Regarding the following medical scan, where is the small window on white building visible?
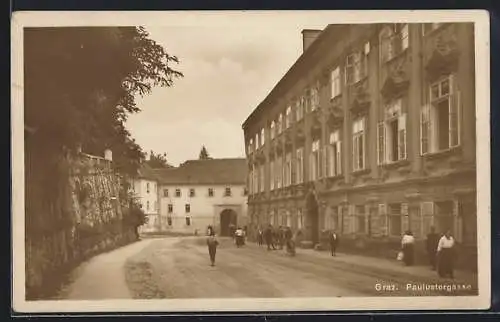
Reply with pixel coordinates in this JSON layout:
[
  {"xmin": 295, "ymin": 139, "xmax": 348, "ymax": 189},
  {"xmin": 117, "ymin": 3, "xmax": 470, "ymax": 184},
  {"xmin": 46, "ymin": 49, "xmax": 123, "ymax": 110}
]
[
  {"xmin": 163, "ymin": 189, "xmax": 169, "ymax": 197},
  {"xmin": 147, "ymin": 182, "xmax": 150, "ymax": 194},
  {"xmin": 167, "ymin": 216, "xmax": 172, "ymax": 226},
  {"xmin": 224, "ymin": 187, "xmax": 232, "ymax": 197},
  {"xmin": 208, "ymin": 188, "xmax": 214, "ymax": 197},
  {"xmin": 175, "ymin": 188, "xmax": 181, "ymax": 197},
  {"xmin": 168, "ymin": 204, "xmax": 173, "ymax": 213},
  {"xmin": 185, "ymin": 204, "xmax": 191, "ymax": 213},
  {"xmin": 420, "ymin": 75, "xmax": 460, "ymax": 155},
  {"xmin": 189, "ymin": 188, "xmax": 195, "ymax": 197},
  {"xmin": 352, "ymin": 117, "xmax": 366, "ymax": 172},
  {"xmin": 330, "ymin": 67, "xmax": 341, "ymax": 99},
  {"xmin": 185, "ymin": 216, "xmax": 191, "ymax": 226},
  {"xmin": 377, "ymin": 98, "xmax": 407, "ymax": 164}
]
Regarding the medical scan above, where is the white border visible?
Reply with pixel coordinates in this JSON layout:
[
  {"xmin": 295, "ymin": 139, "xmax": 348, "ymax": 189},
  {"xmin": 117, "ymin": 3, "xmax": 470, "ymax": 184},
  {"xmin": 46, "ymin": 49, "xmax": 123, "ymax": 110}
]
[{"xmin": 11, "ymin": 10, "xmax": 491, "ymax": 313}]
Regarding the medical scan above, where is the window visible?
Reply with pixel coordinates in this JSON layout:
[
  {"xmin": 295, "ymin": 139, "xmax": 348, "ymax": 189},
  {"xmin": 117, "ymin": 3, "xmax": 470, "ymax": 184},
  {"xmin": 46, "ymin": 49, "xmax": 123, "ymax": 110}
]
[
  {"xmin": 175, "ymin": 188, "xmax": 181, "ymax": 197},
  {"xmin": 327, "ymin": 130, "xmax": 342, "ymax": 177},
  {"xmin": 356, "ymin": 205, "xmax": 366, "ymax": 234},
  {"xmin": 261, "ymin": 128, "xmax": 265, "ymax": 146},
  {"xmin": 420, "ymin": 75, "xmax": 460, "ymax": 155},
  {"xmin": 208, "ymin": 188, "xmax": 214, "ymax": 197},
  {"xmin": 310, "ymin": 83, "xmax": 320, "ymax": 111},
  {"xmin": 297, "ymin": 209, "xmax": 304, "ymax": 230},
  {"xmin": 296, "ymin": 147, "xmax": 304, "ymax": 184},
  {"xmin": 275, "ymin": 156, "xmax": 283, "ymax": 189},
  {"xmin": 352, "ymin": 118, "xmax": 366, "ymax": 171},
  {"xmin": 225, "ymin": 187, "xmax": 232, "ymax": 197},
  {"xmin": 284, "ymin": 153, "xmax": 292, "ymax": 187},
  {"xmin": 252, "ymin": 164, "xmax": 258, "ymax": 194},
  {"xmin": 248, "ymin": 138, "xmax": 253, "ymax": 154},
  {"xmin": 270, "ymin": 121, "xmax": 276, "ymax": 140},
  {"xmin": 296, "ymin": 99, "xmax": 304, "ymax": 121},
  {"xmin": 422, "ymin": 23, "xmax": 443, "ymax": 36},
  {"xmin": 167, "ymin": 216, "xmax": 172, "ymax": 226},
  {"xmin": 168, "ymin": 204, "xmax": 173, "ymax": 213},
  {"xmin": 270, "ymin": 160, "xmax": 275, "ymax": 190},
  {"xmin": 345, "ymin": 45, "xmax": 368, "ymax": 85},
  {"xmin": 278, "ymin": 114, "xmax": 283, "ymax": 134},
  {"xmin": 163, "ymin": 189, "xmax": 169, "ymax": 197},
  {"xmin": 189, "ymin": 188, "xmax": 195, "ymax": 197},
  {"xmin": 285, "ymin": 106, "xmax": 292, "ymax": 128},
  {"xmin": 147, "ymin": 201, "xmax": 150, "ymax": 211},
  {"xmin": 243, "ymin": 187, "xmax": 248, "ymax": 196},
  {"xmin": 377, "ymin": 99, "xmax": 407, "ymax": 164},
  {"xmin": 259, "ymin": 164, "xmax": 265, "ymax": 193},
  {"xmin": 185, "ymin": 204, "xmax": 190, "ymax": 213},
  {"xmin": 389, "ymin": 203, "xmax": 402, "ymax": 236},
  {"xmin": 147, "ymin": 182, "xmax": 150, "ymax": 193},
  {"xmin": 380, "ymin": 24, "xmax": 409, "ymax": 62},
  {"xmin": 330, "ymin": 67, "xmax": 341, "ymax": 99},
  {"xmin": 435, "ymin": 200, "xmax": 455, "ymax": 234},
  {"xmin": 185, "ymin": 216, "xmax": 191, "ymax": 226},
  {"xmin": 310, "ymin": 140, "xmax": 321, "ymax": 181}
]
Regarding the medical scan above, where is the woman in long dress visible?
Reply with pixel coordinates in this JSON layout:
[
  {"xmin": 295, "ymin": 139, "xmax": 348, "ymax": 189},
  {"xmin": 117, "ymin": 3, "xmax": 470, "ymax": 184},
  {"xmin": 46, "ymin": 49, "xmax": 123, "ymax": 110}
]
[
  {"xmin": 437, "ymin": 230, "xmax": 455, "ymax": 278},
  {"xmin": 206, "ymin": 226, "xmax": 219, "ymax": 266},
  {"xmin": 401, "ymin": 230, "xmax": 415, "ymax": 266}
]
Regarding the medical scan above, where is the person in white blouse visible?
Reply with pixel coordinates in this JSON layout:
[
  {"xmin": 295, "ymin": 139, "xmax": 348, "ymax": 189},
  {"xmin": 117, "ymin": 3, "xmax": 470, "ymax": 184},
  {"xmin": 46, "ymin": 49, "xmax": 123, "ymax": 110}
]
[
  {"xmin": 401, "ymin": 230, "xmax": 416, "ymax": 266},
  {"xmin": 437, "ymin": 230, "xmax": 455, "ymax": 278}
]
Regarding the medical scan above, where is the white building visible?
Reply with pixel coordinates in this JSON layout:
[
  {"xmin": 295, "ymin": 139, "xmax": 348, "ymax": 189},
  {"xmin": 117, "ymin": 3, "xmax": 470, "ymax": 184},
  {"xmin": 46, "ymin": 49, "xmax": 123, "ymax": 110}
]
[
  {"xmin": 129, "ymin": 164, "xmax": 160, "ymax": 233},
  {"xmin": 132, "ymin": 158, "xmax": 248, "ymax": 236}
]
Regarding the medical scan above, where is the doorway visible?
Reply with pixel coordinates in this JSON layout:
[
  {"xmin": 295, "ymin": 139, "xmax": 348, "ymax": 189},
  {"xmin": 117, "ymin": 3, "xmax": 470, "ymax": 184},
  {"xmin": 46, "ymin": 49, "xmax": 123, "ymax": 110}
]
[{"xmin": 220, "ymin": 209, "xmax": 238, "ymax": 236}]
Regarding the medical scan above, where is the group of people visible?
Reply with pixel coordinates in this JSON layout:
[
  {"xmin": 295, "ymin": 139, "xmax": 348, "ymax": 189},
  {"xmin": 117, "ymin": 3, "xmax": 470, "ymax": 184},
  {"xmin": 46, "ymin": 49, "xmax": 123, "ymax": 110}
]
[
  {"xmin": 400, "ymin": 227, "xmax": 456, "ymax": 279},
  {"xmin": 257, "ymin": 225, "xmax": 296, "ymax": 253}
]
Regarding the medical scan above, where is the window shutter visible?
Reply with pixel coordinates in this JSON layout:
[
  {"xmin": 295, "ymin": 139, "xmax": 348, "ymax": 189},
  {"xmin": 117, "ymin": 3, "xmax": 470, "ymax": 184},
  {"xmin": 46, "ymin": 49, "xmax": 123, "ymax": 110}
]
[
  {"xmin": 378, "ymin": 203, "xmax": 387, "ymax": 236},
  {"xmin": 420, "ymin": 105, "xmax": 429, "ymax": 155},
  {"xmin": 377, "ymin": 122, "xmax": 386, "ymax": 165},
  {"xmin": 421, "ymin": 201, "xmax": 435, "ymax": 236},
  {"xmin": 401, "ymin": 202, "xmax": 409, "ymax": 232},
  {"xmin": 450, "ymin": 89, "xmax": 461, "ymax": 147},
  {"xmin": 398, "ymin": 113, "xmax": 407, "ymax": 160},
  {"xmin": 336, "ymin": 141, "xmax": 342, "ymax": 175}
]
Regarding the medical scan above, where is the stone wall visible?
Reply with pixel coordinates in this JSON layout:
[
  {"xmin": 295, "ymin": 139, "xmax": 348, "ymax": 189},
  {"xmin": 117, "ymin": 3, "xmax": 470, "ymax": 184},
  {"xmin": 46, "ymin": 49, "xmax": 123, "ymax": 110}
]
[{"xmin": 24, "ymin": 143, "xmax": 138, "ymax": 300}]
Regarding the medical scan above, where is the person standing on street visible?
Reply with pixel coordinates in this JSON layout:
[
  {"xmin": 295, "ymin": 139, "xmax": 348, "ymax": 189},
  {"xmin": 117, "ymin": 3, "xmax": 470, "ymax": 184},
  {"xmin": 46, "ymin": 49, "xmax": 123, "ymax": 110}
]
[
  {"xmin": 206, "ymin": 226, "xmax": 219, "ymax": 266},
  {"xmin": 401, "ymin": 230, "xmax": 416, "ymax": 266},
  {"xmin": 265, "ymin": 224, "xmax": 276, "ymax": 250},
  {"xmin": 329, "ymin": 230, "xmax": 339, "ymax": 256},
  {"xmin": 437, "ymin": 230, "xmax": 456, "ymax": 279},
  {"xmin": 426, "ymin": 226, "xmax": 440, "ymax": 270},
  {"xmin": 257, "ymin": 227, "xmax": 264, "ymax": 246}
]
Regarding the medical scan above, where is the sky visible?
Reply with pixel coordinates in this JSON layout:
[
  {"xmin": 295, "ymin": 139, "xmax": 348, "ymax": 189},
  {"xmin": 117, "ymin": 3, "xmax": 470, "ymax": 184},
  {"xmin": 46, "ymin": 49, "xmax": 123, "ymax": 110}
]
[{"xmin": 125, "ymin": 14, "xmax": 336, "ymax": 166}]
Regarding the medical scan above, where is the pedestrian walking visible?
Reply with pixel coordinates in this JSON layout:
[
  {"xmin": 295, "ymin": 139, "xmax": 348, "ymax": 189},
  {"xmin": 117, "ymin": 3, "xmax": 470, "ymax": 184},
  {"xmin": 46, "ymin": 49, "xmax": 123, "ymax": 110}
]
[
  {"xmin": 437, "ymin": 230, "xmax": 455, "ymax": 279},
  {"xmin": 206, "ymin": 226, "xmax": 219, "ymax": 266},
  {"xmin": 329, "ymin": 230, "xmax": 339, "ymax": 256},
  {"xmin": 426, "ymin": 226, "xmax": 440, "ymax": 270},
  {"xmin": 257, "ymin": 227, "xmax": 264, "ymax": 246},
  {"xmin": 401, "ymin": 230, "xmax": 415, "ymax": 266},
  {"xmin": 278, "ymin": 226, "xmax": 285, "ymax": 250},
  {"xmin": 265, "ymin": 225, "xmax": 276, "ymax": 250}
]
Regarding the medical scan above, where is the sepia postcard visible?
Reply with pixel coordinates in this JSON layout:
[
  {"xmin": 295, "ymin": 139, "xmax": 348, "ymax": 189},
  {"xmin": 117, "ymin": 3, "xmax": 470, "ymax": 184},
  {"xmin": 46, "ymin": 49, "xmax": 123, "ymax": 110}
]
[{"xmin": 11, "ymin": 10, "xmax": 491, "ymax": 313}]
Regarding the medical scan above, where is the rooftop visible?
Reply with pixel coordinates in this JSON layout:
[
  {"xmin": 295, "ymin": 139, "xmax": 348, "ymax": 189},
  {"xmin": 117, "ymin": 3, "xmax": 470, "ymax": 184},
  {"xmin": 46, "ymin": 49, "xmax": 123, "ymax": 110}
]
[{"xmin": 137, "ymin": 158, "xmax": 248, "ymax": 185}]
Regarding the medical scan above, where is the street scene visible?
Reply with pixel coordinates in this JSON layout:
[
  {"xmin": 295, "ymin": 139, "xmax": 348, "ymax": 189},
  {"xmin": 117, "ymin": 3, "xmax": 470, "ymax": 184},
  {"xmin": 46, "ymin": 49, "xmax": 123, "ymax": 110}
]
[{"xmin": 16, "ymin": 11, "xmax": 484, "ymax": 310}]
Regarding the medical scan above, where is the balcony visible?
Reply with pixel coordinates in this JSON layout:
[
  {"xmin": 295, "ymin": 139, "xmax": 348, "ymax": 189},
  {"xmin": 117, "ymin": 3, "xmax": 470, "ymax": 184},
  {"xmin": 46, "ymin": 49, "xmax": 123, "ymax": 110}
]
[
  {"xmin": 423, "ymin": 24, "xmax": 460, "ymax": 81},
  {"xmin": 380, "ymin": 50, "xmax": 410, "ymax": 100},
  {"xmin": 349, "ymin": 78, "xmax": 371, "ymax": 116}
]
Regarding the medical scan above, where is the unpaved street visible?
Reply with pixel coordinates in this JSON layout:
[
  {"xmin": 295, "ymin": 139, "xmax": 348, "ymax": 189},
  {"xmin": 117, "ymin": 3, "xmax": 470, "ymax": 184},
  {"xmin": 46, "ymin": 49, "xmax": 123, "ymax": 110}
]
[{"xmin": 59, "ymin": 236, "xmax": 477, "ymax": 299}]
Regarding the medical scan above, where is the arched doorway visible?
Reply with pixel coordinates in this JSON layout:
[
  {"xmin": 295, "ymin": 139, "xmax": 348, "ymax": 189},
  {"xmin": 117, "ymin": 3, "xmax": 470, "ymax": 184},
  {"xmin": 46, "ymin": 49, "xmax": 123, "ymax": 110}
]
[
  {"xmin": 306, "ymin": 190, "xmax": 320, "ymax": 245},
  {"xmin": 220, "ymin": 209, "xmax": 238, "ymax": 237}
]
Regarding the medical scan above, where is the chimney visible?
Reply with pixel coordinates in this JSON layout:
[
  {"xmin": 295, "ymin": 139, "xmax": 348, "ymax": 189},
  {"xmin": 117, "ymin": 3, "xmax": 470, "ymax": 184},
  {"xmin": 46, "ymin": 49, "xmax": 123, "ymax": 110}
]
[{"xmin": 301, "ymin": 29, "xmax": 322, "ymax": 53}]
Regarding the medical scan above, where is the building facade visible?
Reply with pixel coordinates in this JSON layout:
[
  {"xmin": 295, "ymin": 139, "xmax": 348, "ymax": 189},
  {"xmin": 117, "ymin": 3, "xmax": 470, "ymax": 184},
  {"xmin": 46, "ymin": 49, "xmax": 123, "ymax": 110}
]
[
  {"xmin": 129, "ymin": 164, "xmax": 160, "ymax": 233},
  {"xmin": 242, "ymin": 23, "xmax": 476, "ymax": 262},
  {"xmin": 133, "ymin": 158, "xmax": 248, "ymax": 235}
]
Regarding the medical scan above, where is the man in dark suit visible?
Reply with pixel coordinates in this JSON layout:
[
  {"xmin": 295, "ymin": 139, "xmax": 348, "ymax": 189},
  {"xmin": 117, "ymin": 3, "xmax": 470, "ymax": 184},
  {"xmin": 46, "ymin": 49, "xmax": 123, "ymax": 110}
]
[
  {"xmin": 329, "ymin": 230, "xmax": 339, "ymax": 256},
  {"xmin": 426, "ymin": 226, "xmax": 440, "ymax": 270}
]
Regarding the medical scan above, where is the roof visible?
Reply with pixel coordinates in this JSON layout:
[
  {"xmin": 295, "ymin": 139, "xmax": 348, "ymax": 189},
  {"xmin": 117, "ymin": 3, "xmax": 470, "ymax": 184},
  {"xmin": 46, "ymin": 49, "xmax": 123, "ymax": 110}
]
[
  {"xmin": 136, "ymin": 163, "xmax": 161, "ymax": 181},
  {"xmin": 141, "ymin": 158, "xmax": 248, "ymax": 185}
]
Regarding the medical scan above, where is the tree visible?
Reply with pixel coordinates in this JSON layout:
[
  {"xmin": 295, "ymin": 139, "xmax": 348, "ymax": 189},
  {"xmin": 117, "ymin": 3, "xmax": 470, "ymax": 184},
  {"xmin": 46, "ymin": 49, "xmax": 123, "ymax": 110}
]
[
  {"xmin": 24, "ymin": 26, "xmax": 183, "ymax": 175},
  {"xmin": 199, "ymin": 145, "xmax": 211, "ymax": 160},
  {"xmin": 147, "ymin": 151, "xmax": 172, "ymax": 168}
]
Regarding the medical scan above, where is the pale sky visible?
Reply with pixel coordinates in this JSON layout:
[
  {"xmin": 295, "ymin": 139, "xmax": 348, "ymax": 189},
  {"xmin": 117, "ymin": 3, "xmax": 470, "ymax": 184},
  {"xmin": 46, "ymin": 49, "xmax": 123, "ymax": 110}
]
[{"xmin": 126, "ymin": 15, "xmax": 336, "ymax": 166}]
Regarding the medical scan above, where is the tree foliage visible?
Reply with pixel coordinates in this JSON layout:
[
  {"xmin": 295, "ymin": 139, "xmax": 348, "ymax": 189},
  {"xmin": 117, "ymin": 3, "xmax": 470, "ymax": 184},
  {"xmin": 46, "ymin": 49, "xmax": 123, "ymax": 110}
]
[
  {"xmin": 24, "ymin": 26, "xmax": 183, "ymax": 175},
  {"xmin": 199, "ymin": 145, "xmax": 211, "ymax": 160},
  {"xmin": 146, "ymin": 150, "xmax": 172, "ymax": 168}
]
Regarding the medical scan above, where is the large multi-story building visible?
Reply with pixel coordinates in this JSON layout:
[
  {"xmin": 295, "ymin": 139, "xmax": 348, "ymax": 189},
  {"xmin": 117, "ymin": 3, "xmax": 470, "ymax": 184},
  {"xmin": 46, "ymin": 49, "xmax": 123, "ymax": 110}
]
[
  {"xmin": 242, "ymin": 23, "xmax": 476, "ymax": 263},
  {"xmin": 132, "ymin": 158, "xmax": 248, "ymax": 235}
]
